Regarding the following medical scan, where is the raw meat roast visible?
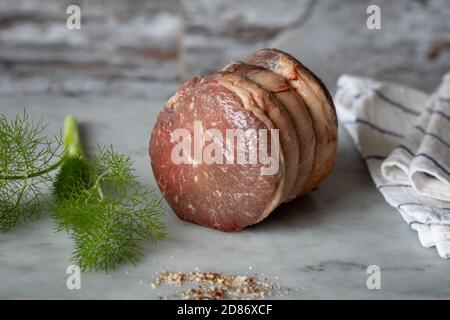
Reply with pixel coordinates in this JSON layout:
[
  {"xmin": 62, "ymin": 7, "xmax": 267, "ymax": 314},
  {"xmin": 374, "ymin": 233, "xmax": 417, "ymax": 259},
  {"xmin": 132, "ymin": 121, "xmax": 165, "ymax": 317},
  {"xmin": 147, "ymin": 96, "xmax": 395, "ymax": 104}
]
[{"xmin": 150, "ymin": 49, "xmax": 338, "ymax": 231}]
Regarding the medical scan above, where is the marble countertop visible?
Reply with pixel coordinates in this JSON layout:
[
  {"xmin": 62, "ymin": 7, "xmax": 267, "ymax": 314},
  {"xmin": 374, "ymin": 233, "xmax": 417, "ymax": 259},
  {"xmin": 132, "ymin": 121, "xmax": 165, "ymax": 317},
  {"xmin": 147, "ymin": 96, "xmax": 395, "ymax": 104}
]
[{"xmin": 0, "ymin": 94, "xmax": 449, "ymax": 299}]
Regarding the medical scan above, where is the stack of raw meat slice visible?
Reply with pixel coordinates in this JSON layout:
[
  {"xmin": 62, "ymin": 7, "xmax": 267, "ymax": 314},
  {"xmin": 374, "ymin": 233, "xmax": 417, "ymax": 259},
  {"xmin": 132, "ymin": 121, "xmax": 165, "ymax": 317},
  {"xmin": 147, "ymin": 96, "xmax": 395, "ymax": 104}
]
[{"xmin": 150, "ymin": 48, "xmax": 338, "ymax": 231}]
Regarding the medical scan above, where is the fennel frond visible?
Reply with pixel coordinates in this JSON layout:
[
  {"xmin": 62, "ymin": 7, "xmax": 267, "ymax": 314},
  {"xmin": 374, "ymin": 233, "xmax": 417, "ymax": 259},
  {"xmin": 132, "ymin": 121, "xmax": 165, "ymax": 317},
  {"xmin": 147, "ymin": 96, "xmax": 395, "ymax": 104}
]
[
  {"xmin": 0, "ymin": 111, "xmax": 63, "ymax": 231},
  {"xmin": 0, "ymin": 112, "xmax": 166, "ymax": 272}
]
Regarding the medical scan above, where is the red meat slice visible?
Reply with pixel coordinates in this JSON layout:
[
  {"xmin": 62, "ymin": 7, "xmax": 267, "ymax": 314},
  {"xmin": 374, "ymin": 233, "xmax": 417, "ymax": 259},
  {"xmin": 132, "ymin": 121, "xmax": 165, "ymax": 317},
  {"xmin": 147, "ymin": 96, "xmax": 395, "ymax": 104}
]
[{"xmin": 150, "ymin": 75, "xmax": 285, "ymax": 231}]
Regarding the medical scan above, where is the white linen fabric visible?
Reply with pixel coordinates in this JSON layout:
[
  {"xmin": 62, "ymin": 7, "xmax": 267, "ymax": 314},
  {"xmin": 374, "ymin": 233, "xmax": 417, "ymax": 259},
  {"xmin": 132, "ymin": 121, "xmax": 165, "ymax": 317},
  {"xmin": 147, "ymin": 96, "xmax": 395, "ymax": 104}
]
[{"xmin": 334, "ymin": 72, "xmax": 450, "ymax": 259}]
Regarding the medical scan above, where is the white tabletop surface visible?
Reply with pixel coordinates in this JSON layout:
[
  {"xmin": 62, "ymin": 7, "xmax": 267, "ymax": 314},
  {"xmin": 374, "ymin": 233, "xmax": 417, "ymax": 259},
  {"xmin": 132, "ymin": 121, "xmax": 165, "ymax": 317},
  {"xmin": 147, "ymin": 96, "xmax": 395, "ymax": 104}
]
[{"xmin": 0, "ymin": 94, "xmax": 449, "ymax": 299}]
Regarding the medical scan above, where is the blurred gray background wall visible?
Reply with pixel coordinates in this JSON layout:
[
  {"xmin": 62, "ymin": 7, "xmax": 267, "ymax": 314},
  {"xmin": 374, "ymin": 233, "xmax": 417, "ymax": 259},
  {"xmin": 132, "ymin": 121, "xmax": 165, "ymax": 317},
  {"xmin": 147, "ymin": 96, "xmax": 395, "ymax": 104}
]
[{"xmin": 0, "ymin": 0, "xmax": 449, "ymax": 100}]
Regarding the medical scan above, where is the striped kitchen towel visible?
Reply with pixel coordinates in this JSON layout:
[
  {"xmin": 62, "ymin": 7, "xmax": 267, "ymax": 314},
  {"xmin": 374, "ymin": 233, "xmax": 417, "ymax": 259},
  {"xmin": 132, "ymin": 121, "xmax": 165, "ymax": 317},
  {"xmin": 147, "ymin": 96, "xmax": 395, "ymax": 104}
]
[{"xmin": 334, "ymin": 72, "xmax": 450, "ymax": 259}]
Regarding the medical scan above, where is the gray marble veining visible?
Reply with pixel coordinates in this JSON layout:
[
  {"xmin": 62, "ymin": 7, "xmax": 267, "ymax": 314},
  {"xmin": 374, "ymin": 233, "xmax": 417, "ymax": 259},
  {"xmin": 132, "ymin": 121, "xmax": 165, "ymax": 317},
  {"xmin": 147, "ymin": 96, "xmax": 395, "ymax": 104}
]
[{"xmin": 0, "ymin": 94, "xmax": 449, "ymax": 299}]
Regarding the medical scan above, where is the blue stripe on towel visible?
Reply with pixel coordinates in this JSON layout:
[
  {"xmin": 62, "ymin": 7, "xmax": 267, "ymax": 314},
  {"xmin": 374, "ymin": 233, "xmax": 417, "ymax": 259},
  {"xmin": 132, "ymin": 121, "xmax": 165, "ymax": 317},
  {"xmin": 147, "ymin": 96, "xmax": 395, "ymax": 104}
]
[
  {"xmin": 415, "ymin": 153, "xmax": 450, "ymax": 177},
  {"xmin": 427, "ymin": 108, "xmax": 450, "ymax": 123},
  {"xmin": 414, "ymin": 126, "xmax": 450, "ymax": 149},
  {"xmin": 343, "ymin": 118, "xmax": 405, "ymax": 138},
  {"xmin": 374, "ymin": 89, "xmax": 421, "ymax": 116},
  {"xmin": 377, "ymin": 184, "xmax": 412, "ymax": 190},
  {"xmin": 384, "ymin": 142, "xmax": 450, "ymax": 177},
  {"xmin": 395, "ymin": 144, "xmax": 415, "ymax": 156},
  {"xmin": 409, "ymin": 220, "xmax": 425, "ymax": 226}
]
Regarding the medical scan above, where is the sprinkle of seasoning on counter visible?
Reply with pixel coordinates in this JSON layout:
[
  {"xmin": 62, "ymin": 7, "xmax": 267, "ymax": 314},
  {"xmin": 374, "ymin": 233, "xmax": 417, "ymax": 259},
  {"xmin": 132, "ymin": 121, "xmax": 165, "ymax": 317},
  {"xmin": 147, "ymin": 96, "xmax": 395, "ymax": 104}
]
[{"xmin": 150, "ymin": 270, "xmax": 287, "ymax": 300}]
